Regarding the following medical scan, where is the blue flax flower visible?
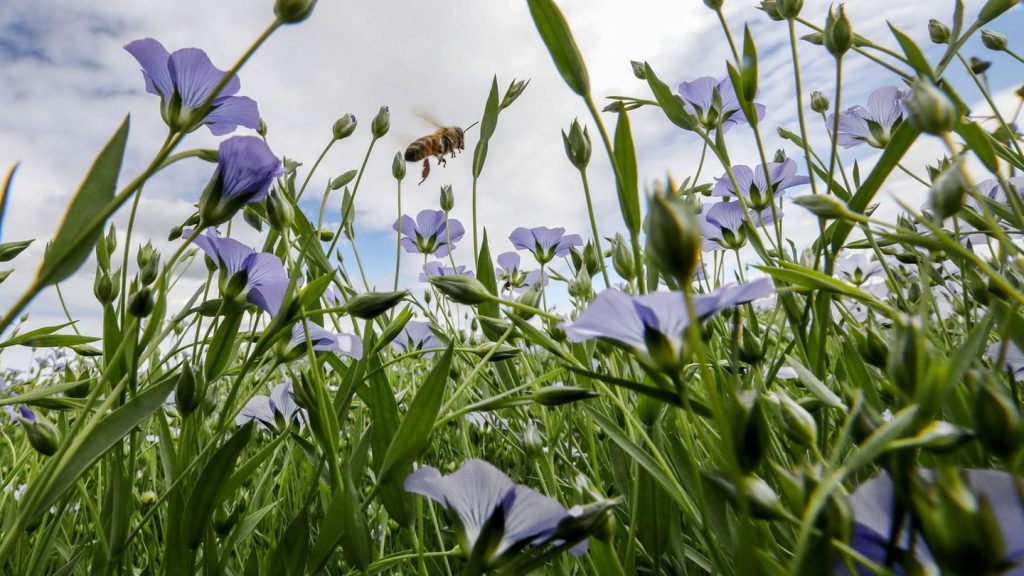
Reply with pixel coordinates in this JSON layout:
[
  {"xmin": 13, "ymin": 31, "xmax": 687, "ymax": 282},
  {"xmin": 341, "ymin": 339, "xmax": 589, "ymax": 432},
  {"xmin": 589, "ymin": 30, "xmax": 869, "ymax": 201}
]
[
  {"xmin": 509, "ymin": 227, "xmax": 583, "ymax": 265},
  {"xmin": 677, "ymin": 76, "xmax": 765, "ymax": 133},
  {"xmin": 843, "ymin": 469, "xmax": 1024, "ymax": 575},
  {"xmin": 395, "ymin": 209, "xmax": 465, "ymax": 257},
  {"xmin": 187, "ymin": 230, "xmax": 289, "ymax": 315},
  {"xmin": 287, "ymin": 320, "xmax": 362, "ymax": 360},
  {"xmin": 561, "ymin": 278, "xmax": 774, "ymax": 371},
  {"xmin": 392, "ymin": 320, "xmax": 443, "ymax": 357},
  {"xmin": 496, "ymin": 251, "xmax": 546, "ymax": 293},
  {"xmin": 199, "ymin": 136, "xmax": 284, "ymax": 226},
  {"xmin": 712, "ymin": 158, "xmax": 809, "ymax": 210},
  {"xmin": 405, "ymin": 459, "xmax": 587, "ymax": 567},
  {"xmin": 125, "ymin": 38, "xmax": 260, "ymax": 135},
  {"xmin": 699, "ymin": 201, "xmax": 777, "ymax": 252},
  {"xmin": 829, "ymin": 86, "xmax": 908, "ymax": 149},
  {"xmin": 236, "ymin": 382, "xmax": 305, "ymax": 431},
  {"xmin": 419, "ymin": 262, "xmax": 471, "ymax": 282}
]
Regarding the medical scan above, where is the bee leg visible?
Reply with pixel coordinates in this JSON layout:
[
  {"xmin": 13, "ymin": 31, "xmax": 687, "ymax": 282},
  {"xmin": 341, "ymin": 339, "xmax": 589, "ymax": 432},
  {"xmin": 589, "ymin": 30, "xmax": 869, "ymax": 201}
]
[
  {"xmin": 437, "ymin": 154, "xmax": 447, "ymax": 167},
  {"xmin": 419, "ymin": 159, "xmax": 430, "ymax": 185}
]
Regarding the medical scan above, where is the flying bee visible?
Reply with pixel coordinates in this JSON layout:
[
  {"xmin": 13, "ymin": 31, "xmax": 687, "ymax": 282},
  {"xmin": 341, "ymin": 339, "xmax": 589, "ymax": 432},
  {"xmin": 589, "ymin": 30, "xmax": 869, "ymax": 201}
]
[{"xmin": 404, "ymin": 119, "xmax": 478, "ymax": 184}]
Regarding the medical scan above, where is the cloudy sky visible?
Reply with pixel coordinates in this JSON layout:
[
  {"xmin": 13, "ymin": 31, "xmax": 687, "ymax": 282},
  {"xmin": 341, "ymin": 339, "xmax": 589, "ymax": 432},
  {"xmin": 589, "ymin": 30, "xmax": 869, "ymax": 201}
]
[{"xmin": 0, "ymin": 0, "xmax": 1021, "ymax": 367}]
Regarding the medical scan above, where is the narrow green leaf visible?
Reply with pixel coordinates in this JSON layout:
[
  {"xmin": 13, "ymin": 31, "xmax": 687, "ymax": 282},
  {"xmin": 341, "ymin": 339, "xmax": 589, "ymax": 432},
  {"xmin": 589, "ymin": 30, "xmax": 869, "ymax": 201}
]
[
  {"xmin": 476, "ymin": 231, "xmax": 502, "ymax": 341},
  {"xmin": 267, "ymin": 509, "xmax": 309, "ymax": 575},
  {"xmin": 480, "ymin": 76, "xmax": 501, "ymax": 141},
  {"xmin": 785, "ymin": 354, "xmax": 847, "ymax": 412},
  {"xmin": 956, "ymin": 120, "xmax": 999, "ymax": 174},
  {"xmin": 889, "ymin": 24, "xmax": 934, "ymax": 79},
  {"xmin": 183, "ymin": 423, "xmax": 254, "ymax": 548},
  {"xmin": 0, "ymin": 163, "xmax": 17, "ymax": 241},
  {"xmin": 740, "ymin": 25, "xmax": 759, "ymax": 104},
  {"xmin": 472, "ymin": 138, "xmax": 489, "ymax": 179},
  {"xmin": 612, "ymin": 108, "xmax": 642, "ymax": 235},
  {"xmin": 0, "ymin": 239, "xmax": 32, "ymax": 262},
  {"xmin": 26, "ymin": 375, "xmax": 177, "ymax": 520},
  {"xmin": 526, "ymin": 0, "xmax": 590, "ymax": 96},
  {"xmin": 644, "ymin": 62, "xmax": 696, "ymax": 131},
  {"xmin": 37, "ymin": 117, "xmax": 129, "ymax": 287},
  {"xmin": 204, "ymin": 312, "xmax": 244, "ymax": 381},
  {"xmin": 376, "ymin": 345, "xmax": 453, "ymax": 486}
]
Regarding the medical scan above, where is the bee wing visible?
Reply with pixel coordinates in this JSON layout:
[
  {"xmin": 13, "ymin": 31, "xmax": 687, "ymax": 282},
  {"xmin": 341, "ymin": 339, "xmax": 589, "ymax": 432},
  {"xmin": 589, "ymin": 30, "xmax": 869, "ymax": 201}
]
[{"xmin": 411, "ymin": 106, "xmax": 447, "ymax": 129}]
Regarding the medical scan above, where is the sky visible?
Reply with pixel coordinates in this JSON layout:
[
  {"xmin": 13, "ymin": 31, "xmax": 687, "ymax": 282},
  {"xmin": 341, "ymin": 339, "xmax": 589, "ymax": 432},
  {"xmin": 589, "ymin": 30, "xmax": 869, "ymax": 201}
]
[{"xmin": 0, "ymin": 0, "xmax": 1021, "ymax": 368}]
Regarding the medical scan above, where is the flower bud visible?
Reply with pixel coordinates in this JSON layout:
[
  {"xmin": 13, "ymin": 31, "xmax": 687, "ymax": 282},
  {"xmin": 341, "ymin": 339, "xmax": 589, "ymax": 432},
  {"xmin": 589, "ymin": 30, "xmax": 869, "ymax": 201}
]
[
  {"xmin": 824, "ymin": 4, "xmax": 853, "ymax": 58},
  {"xmin": 521, "ymin": 421, "xmax": 544, "ymax": 457},
  {"xmin": 516, "ymin": 283, "xmax": 544, "ymax": 320},
  {"xmin": 928, "ymin": 19, "xmax": 951, "ymax": 44},
  {"xmin": 106, "ymin": 224, "xmax": 118, "ymax": 256},
  {"xmin": 972, "ymin": 371, "xmax": 1022, "ymax": 458},
  {"xmin": 704, "ymin": 472, "xmax": 785, "ymax": 520},
  {"xmin": 970, "ymin": 56, "xmax": 992, "ymax": 75},
  {"xmin": 128, "ymin": 286, "xmax": 154, "ymax": 318},
  {"xmin": 370, "ymin": 106, "xmax": 390, "ymax": 139},
  {"xmin": 760, "ymin": 1, "xmax": 783, "ymax": 20},
  {"xmin": 175, "ymin": 358, "xmax": 203, "ymax": 417},
  {"xmin": 16, "ymin": 408, "xmax": 60, "ymax": 456},
  {"xmin": 776, "ymin": 0, "xmax": 803, "ymax": 19},
  {"xmin": 977, "ymin": 0, "xmax": 1020, "ymax": 26},
  {"xmin": 317, "ymin": 227, "xmax": 335, "ymax": 242},
  {"xmin": 344, "ymin": 290, "xmax": 408, "ymax": 319},
  {"xmin": 330, "ymin": 170, "xmax": 357, "ymax": 192},
  {"xmin": 810, "ymin": 90, "xmax": 830, "ymax": 113},
  {"xmin": 630, "ymin": 61, "xmax": 647, "ymax": 80},
  {"xmin": 242, "ymin": 205, "xmax": 263, "ymax": 232},
  {"xmin": 611, "ymin": 233, "xmax": 635, "ymax": 280},
  {"xmin": 266, "ymin": 187, "xmax": 295, "ymax": 231},
  {"xmin": 440, "ymin": 184, "xmax": 455, "ymax": 212},
  {"xmin": 778, "ymin": 393, "xmax": 817, "ymax": 448},
  {"xmin": 888, "ymin": 314, "xmax": 926, "ymax": 397},
  {"xmin": 582, "ymin": 242, "xmax": 601, "ymax": 276},
  {"xmin": 561, "ymin": 119, "xmax": 591, "ymax": 171},
  {"xmin": 732, "ymin": 390, "xmax": 768, "ymax": 473},
  {"xmin": 429, "ymin": 275, "xmax": 495, "ymax": 305},
  {"xmin": 648, "ymin": 192, "xmax": 701, "ymax": 286},
  {"xmin": 703, "ymin": 0, "xmax": 723, "ymax": 9},
  {"xmin": 94, "ymin": 268, "xmax": 116, "ymax": 305},
  {"xmin": 927, "ymin": 161, "xmax": 968, "ymax": 220},
  {"xmin": 531, "ymin": 385, "xmax": 600, "ymax": 407},
  {"xmin": 567, "ymin": 267, "xmax": 593, "ymax": 300},
  {"xmin": 392, "ymin": 151, "xmax": 406, "ymax": 181},
  {"xmin": 332, "ymin": 113, "xmax": 357, "ymax": 140},
  {"xmin": 905, "ymin": 79, "xmax": 956, "ymax": 135},
  {"xmin": 793, "ymin": 194, "xmax": 851, "ymax": 220},
  {"xmin": 139, "ymin": 258, "xmax": 160, "ymax": 287},
  {"xmin": 274, "ymin": 0, "xmax": 317, "ymax": 23},
  {"xmin": 500, "ymin": 78, "xmax": 529, "ymax": 110},
  {"xmin": 137, "ymin": 241, "xmax": 157, "ymax": 269}
]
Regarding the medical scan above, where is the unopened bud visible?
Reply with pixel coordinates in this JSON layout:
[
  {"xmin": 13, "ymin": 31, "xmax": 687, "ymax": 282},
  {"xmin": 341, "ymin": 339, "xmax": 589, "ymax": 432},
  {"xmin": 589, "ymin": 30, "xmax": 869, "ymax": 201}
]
[
  {"xmin": 500, "ymin": 78, "xmax": 529, "ymax": 110},
  {"xmin": 760, "ymin": 1, "xmax": 784, "ymax": 20},
  {"xmin": 266, "ymin": 188, "xmax": 295, "ymax": 231},
  {"xmin": 703, "ymin": 0, "xmax": 723, "ymax": 9},
  {"xmin": 648, "ymin": 192, "xmax": 701, "ymax": 286},
  {"xmin": 793, "ymin": 194, "xmax": 850, "ymax": 220},
  {"xmin": 972, "ymin": 371, "xmax": 1022, "ymax": 457},
  {"xmin": 344, "ymin": 290, "xmax": 408, "ymax": 319},
  {"xmin": 242, "ymin": 205, "xmax": 263, "ymax": 232},
  {"xmin": 274, "ymin": 0, "xmax": 317, "ymax": 23},
  {"xmin": 139, "ymin": 258, "xmax": 160, "ymax": 287},
  {"xmin": 630, "ymin": 61, "xmax": 647, "ymax": 80},
  {"xmin": 824, "ymin": 4, "xmax": 853, "ymax": 57},
  {"xmin": 905, "ymin": 79, "xmax": 956, "ymax": 135},
  {"xmin": 928, "ymin": 161, "xmax": 968, "ymax": 220},
  {"xmin": 332, "ymin": 114, "xmax": 357, "ymax": 140},
  {"xmin": 371, "ymin": 106, "xmax": 390, "ymax": 139},
  {"xmin": 977, "ymin": 0, "xmax": 1021, "ymax": 26},
  {"xmin": 810, "ymin": 90, "xmax": 830, "ymax": 113},
  {"xmin": 531, "ymin": 385, "xmax": 600, "ymax": 407},
  {"xmin": 562, "ymin": 119, "xmax": 591, "ymax": 171},
  {"xmin": 392, "ymin": 152, "xmax": 406, "ymax": 181},
  {"xmin": 440, "ymin": 184, "xmax": 455, "ymax": 212},
  {"xmin": 522, "ymin": 421, "xmax": 543, "ymax": 457},
  {"xmin": 928, "ymin": 19, "xmax": 951, "ymax": 44},
  {"xmin": 611, "ymin": 233, "xmax": 635, "ymax": 280},
  {"xmin": 889, "ymin": 314, "xmax": 926, "ymax": 397},
  {"xmin": 776, "ymin": 0, "xmax": 803, "ymax": 19},
  {"xmin": 779, "ymin": 393, "xmax": 817, "ymax": 448},
  {"xmin": 175, "ymin": 358, "xmax": 203, "ymax": 416},
  {"xmin": 16, "ymin": 408, "xmax": 60, "ymax": 456},
  {"xmin": 128, "ymin": 287, "xmax": 155, "ymax": 318},
  {"xmin": 94, "ymin": 268, "xmax": 115, "ymax": 305},
  {"xmin": 331, "ymin": 169, "xmax": 357, "ymax": 191},
  {"xmin": 429, "ymin": 275, "xmax": 495, "ymax": 305}
]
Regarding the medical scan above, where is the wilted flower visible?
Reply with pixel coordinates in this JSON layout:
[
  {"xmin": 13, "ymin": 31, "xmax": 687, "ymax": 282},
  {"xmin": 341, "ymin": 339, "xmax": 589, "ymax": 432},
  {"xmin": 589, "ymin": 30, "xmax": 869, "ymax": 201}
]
[
  {"xmin": 392, "ymin": 320, "xmax": 444, "ymax": 356},
  {"xmin": 560, "ymin": 278, "xmax": 774, "ymax": 371},
  {"xmin": 509, "ymin": 226, "xmax": 583, "ymax": 265},
  {"xmin": 395, "ymin": 209, "xmax": 465, "ymax": 257},
  {"xmin": 833, "ymin": 253, "xmax": 883, "ymax": 285},
  {"xmin": 199, "ymin": 136, "xmax": 284, "ymax": 226},
  {"xmin": 677, "ymin": 76, "xmax": 766, "ymax": 133},
  {"xmin": 712, "ymin": 159, "xmax": 810, "ymax": 210},
  {"xmin": 404, "ymin": 459, "xmax": 587, "ymax": 567},
  {"xmin": 699, "ymin": 201, "xmax": 777, "ymax": 252},
  {"xmin": 419, "ymin": 262, "xmax": 472, "ymax": 282},
  {"xmin": 186, "ymin": 230, "xmax": 289, "ymax": 315},
  {"xmin": 986, "ymin": 340, "xmax": 1024, "ymax": 380},
  {"xmin": 287, "ymin": 320, "xmax": 362, "ymax": 359},
  {"xmin": 235, "ymin": 382, "xmax": 305, "ymax": 431},
  {"xmin": 125, "ymin": 38, "xmax": 260, "ymax": 135},
  {"xmin": 829, "ymin": 86, "xmax": 908, "ymax": 149},
  {"xmin": 496, "ymin": 251, "xmax": 546, "ymax": 292},
  {"xmin": 843, "ymin": 469, "xmax": 1024, "ymax": 575}
]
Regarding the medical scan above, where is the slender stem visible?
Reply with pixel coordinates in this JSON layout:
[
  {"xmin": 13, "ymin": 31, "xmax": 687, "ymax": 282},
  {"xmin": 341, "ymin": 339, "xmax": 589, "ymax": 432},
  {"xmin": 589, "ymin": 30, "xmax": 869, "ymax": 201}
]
[
  {"xmin": 394, "ymin": 178, "xmax": 403, "ymax": 291},
  {"xmin": 578, "ymin": 169, "xmax": 612, "ymax": 288},
  {"xmin": 326, "ymin": 136, "xmax": 378, "ymax": 259},
  {"xmin": 296, "ymin": 138, "xmax": 336, "ymax": 201}
]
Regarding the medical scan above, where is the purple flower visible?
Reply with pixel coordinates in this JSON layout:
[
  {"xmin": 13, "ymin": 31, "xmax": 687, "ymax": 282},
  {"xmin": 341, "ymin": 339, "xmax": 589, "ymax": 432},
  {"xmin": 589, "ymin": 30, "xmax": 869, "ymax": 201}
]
[
  {"xmin": 199, "ymin": 136, "xmax": 284, "ymax": 226},
  {"xmin": 404, "ymin": 459, "xmax": 587, "ymax": 565},
  {"xmin": 712, "ymin": 159, "xmax": 809, "ymax": 210},
  {"xmin": 829, "ymin": 86, "xmax": 908, "ymax": 149},
  {"xmin": 394, "ymin": 210, "xmax": 465, "ymax": 257},
  {"xmin": 509, "ymin": 227, "xmax": 583, "ymax": 265},
  {"xmin": 986, "ymin": 340, "xmax": 1024, "ymax": 380},
  {"xmin": 677, "ymin": 76, "xmax": 765, "ymax": 132},
  {"xmin": 287, "ymin": 320, "xmax": 362, "ymax": 360},
  {"xmin": 392, "ymin": 320, "xmax": 444, "ymax": 356},
  {"xmin": 699, "ymin": 201, "xmax": 777, "ymax": 252},
  {"xmin": 125, "ymin": 38, "xmax": 260, "ymax": 135},
  {"xmin": 842, "ymin": 469, "xmax": 1024, "ymax": 575},
  {"xmin": 560, "ymin": 278, "xmax": 774, "ymax": 371},
  {"xmin": 235, "ymin": 382, "xmax": 305, "ymax": 431},
  {"xmin": 496, "ymin": 251, "xmax": 547, "ymax": 293},
  {"xmin": 186, "ymin": 229, "xmax": 289, "ymax": 315},
  {"xmin": 419, "ymin": 262, "xmax": 471, "ymax": 282},
  {"xmin": 971, "ymin": 177, "xmax": 1024, "ymax": 210}
]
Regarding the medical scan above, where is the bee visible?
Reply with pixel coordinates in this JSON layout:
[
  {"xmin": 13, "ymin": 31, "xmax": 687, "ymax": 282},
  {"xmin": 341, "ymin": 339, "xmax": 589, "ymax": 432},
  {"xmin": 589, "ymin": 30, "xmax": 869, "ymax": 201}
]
[{"xmin": 404, "ymin": 120, "xmax": 478, "ymax": 184}]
